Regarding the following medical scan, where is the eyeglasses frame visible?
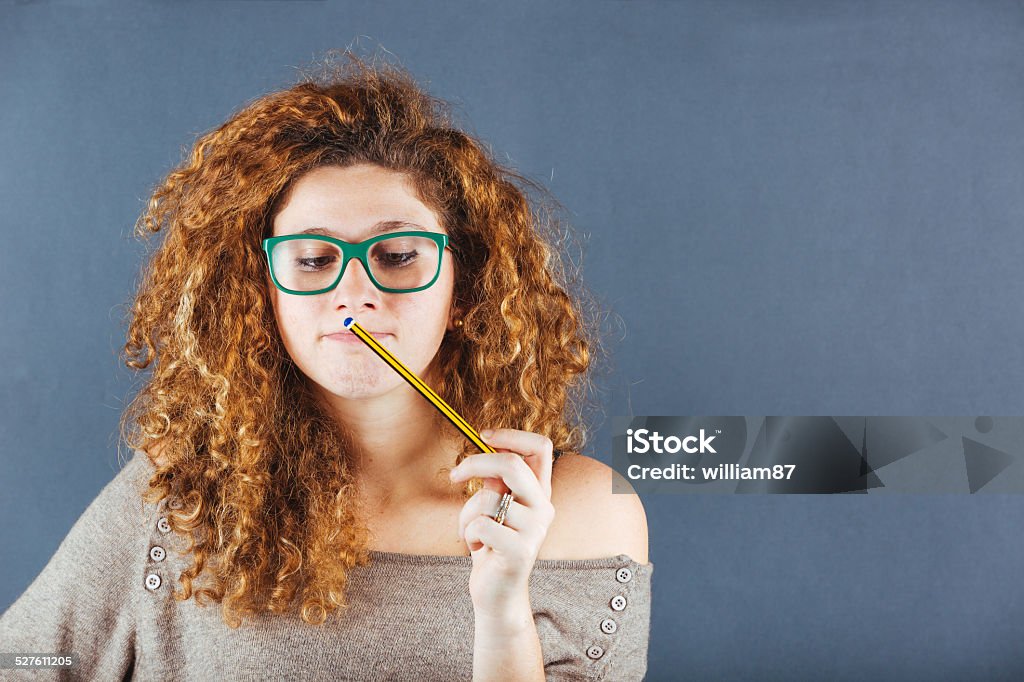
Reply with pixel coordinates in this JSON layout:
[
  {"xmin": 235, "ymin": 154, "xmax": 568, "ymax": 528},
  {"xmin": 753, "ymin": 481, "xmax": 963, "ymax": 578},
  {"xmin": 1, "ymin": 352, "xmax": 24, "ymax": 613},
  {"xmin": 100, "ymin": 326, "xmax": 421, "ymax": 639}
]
[{"xmin": 262, "ymin": 230, "xmax": 453, "ymax": 295}]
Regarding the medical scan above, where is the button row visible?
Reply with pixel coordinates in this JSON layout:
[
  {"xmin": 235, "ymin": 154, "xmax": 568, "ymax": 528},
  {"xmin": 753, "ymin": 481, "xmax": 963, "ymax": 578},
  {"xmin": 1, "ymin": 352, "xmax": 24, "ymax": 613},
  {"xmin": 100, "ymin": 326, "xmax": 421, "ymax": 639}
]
[
  {"xmin": 145, "ymin": 514, "xmax": 173, "ymax": 591},
  {"xmin": 587, "ymin": 566, "xmax": 634, "ymax": 661}
]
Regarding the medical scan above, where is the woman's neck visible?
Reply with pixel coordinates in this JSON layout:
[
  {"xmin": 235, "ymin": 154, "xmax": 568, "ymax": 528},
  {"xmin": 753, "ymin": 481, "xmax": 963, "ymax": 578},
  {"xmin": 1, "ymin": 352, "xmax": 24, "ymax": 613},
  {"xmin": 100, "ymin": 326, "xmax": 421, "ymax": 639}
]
[{"xmin": 318, "ymin": 381, "xmax": 462, "ymax": 509}]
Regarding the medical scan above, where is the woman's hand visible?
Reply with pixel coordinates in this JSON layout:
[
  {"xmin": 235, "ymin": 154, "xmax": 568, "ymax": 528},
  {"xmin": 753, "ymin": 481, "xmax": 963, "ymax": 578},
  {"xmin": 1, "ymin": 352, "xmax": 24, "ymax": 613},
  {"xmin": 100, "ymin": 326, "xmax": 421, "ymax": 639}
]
[{"xmin": 449, "ymin": 428, "xmax": 556, "ymax": 619}]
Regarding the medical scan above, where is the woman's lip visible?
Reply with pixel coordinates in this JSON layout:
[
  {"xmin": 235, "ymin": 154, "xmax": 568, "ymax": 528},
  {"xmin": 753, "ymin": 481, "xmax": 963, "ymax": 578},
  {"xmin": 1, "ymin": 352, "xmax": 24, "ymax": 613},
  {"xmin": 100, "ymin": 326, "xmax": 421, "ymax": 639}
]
[{"xmin": 324, "ymin": 332, "xmax": 392, "ymax": 342}]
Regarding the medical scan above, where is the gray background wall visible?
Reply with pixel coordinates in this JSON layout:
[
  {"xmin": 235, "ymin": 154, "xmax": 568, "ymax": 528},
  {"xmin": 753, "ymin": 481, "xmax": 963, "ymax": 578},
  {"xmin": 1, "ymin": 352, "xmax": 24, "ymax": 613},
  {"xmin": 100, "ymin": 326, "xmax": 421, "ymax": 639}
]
[{"xmin": 2, "ymin": 1, "xmax": 1023, "ymax": 679}]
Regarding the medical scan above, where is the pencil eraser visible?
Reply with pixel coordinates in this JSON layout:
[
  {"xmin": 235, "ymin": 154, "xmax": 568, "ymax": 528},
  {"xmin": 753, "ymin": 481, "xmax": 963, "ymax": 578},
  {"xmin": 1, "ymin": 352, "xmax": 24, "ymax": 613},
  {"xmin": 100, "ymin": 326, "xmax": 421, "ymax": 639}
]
[{"xmin": 343, "ymin": 317, "xmax": 354, "ymax": 329}]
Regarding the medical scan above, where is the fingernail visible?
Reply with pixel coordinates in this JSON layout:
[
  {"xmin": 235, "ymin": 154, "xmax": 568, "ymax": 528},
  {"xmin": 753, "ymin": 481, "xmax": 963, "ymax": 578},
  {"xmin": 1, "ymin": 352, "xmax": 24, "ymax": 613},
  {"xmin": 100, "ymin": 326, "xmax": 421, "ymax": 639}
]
[
  {"xmin": 480, "ymin": 429, "xmax": 494, "ymax": 439},
  {"xmin": 449, "ymin": 467, "xmax": 459, "ymax": 480}
]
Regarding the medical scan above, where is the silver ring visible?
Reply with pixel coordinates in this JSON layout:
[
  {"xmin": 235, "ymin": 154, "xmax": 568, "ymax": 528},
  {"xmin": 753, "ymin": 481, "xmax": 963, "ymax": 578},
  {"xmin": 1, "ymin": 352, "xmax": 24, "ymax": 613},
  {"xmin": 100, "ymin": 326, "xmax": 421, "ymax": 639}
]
[{"xmin": 493, "ymin": 492, "xmax": 514, "ymax": 525}]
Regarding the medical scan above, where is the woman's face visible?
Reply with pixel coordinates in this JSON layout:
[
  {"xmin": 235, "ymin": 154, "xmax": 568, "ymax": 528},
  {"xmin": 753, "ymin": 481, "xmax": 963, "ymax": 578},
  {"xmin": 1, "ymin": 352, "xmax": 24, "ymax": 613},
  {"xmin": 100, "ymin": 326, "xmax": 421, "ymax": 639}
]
[{"xmin": 267, "ymin": 163, "xmax": 457, "ymax": 399}]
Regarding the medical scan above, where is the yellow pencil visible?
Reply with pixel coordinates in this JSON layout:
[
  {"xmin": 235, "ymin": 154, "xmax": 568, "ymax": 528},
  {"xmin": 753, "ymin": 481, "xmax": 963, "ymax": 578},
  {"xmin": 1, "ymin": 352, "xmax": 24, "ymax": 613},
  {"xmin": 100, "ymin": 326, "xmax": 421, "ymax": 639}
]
[{"xmin": 342, "ymin": 316, "xmax": 514, "ymax": 525}]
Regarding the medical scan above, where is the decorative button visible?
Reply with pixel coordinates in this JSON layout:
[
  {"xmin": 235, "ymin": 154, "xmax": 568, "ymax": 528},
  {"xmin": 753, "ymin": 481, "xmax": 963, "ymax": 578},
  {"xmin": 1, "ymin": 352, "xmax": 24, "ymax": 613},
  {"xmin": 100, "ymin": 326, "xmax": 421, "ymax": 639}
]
[
  {"xmin": 157, "ymin": 517, "xmax": 171, "ymax": 534},
  {"xmin": 149, "ymin": 546, "xmax": 166, "ymax": 562},
  {"xmin": 600, "ymin": 618, "xmax": 618, "ymax": 634},
  {"xmin": 586, "ymin": 645, "xmax": 604, "ymax": 660},
  {"xmin": 610, "ymin": 595, "xmax": 627, "ymax": 611},
  {"xmin": 615, "ymin": 567, "xmax": 633, "ymax": 583},
  {"xmin": 145, "ymin": 573, "xmax": 162, "ymax": 591},
  {"xmin": 168, "ymin": 497, "xmax": 182, "ymax": 510}
]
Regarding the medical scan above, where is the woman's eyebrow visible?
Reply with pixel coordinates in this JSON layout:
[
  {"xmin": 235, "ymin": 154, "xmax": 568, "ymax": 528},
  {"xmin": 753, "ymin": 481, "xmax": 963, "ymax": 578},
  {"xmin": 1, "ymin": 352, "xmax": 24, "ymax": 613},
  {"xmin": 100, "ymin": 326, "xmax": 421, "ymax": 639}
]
[{"xmin": 295, "ymin": 221, "xmax": 430, "ymax": 238}]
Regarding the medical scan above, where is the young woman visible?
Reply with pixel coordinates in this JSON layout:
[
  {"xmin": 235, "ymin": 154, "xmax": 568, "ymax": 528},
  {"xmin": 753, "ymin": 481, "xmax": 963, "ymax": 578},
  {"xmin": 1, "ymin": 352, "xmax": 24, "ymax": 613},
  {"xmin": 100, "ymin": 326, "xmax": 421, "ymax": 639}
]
[{"xmin": 0, "ymin": 53, "xmax": 652, "ymax": 680}]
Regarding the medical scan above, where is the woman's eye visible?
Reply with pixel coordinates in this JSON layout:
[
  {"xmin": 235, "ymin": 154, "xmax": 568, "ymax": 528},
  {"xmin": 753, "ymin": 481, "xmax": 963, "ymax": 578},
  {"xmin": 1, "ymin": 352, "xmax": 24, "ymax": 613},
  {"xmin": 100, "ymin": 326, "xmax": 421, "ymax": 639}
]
[
  {"xmin": 376, "ymin": 250, "xmax": 418, "ymax": 268},
  {"xmin": 296, "ymin": 256, "xmax": 336, "ymax": 270}
]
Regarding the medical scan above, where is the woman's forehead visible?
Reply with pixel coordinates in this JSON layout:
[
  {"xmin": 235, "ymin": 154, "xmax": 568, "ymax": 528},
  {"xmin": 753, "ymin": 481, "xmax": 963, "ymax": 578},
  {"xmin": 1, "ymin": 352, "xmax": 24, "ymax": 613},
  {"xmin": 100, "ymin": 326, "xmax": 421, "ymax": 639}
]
[{"xmin": 273, "ymin": 164, "xmax": 444, "ymax": 239}]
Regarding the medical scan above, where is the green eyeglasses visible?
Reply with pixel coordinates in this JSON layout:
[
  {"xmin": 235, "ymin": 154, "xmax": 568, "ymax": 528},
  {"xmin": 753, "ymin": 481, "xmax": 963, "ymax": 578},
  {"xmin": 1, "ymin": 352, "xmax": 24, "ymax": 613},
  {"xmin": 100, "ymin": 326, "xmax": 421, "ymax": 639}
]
[{"xmin": 262, "ymin": 231, "xmax": 452, "ymax": 295}]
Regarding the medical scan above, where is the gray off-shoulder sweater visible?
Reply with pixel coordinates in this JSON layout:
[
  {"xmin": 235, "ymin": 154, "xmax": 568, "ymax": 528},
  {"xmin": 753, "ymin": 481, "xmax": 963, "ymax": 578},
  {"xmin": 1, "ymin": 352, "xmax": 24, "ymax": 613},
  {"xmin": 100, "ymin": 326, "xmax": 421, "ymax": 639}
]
[{"xmin": 0, "ymin": 450, "xmax": 653, "ymax": 681}]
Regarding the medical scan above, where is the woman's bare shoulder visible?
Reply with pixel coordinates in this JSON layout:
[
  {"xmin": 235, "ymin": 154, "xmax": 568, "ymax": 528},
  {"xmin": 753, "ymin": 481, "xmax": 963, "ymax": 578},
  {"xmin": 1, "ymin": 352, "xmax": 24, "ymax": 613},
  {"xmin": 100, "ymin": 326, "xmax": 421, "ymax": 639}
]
[{"xmin": 538, "ymin": 453, "xmax": 649, "ymax": 564}]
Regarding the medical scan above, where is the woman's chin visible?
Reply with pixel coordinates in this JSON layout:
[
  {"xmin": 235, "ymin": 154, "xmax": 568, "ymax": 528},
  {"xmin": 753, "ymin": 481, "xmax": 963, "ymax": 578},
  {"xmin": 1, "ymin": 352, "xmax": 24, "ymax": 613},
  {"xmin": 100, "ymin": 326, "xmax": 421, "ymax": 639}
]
[{"xmin": 318, "ymin": 372, "xmax": 398, "ymax": 400}]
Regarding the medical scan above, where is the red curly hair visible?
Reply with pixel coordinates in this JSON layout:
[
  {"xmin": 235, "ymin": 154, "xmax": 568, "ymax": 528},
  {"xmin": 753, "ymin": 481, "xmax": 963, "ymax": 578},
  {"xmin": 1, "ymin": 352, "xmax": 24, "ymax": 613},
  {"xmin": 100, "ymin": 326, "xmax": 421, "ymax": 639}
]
[{"xmin": 118, "ymin": 50, "xmax": 608, "ymax": 628}]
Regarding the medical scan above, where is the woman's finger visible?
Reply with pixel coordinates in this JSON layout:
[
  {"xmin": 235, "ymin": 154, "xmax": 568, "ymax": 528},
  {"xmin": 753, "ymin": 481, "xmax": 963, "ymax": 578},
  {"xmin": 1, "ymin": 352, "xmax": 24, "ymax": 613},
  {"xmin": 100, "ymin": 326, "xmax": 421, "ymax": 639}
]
[
  {"xmin": 459, "ymin": 490, "xmax": 546, "ymax": 537},
  {"xmin": 463, "ymin": 514, "xmax": 522, "ymax": 556},
  {"xmin": 450, "ymin": 452, "xmax": 546, "ymax": 508},
  {"xmin": 458, "ymin": 488, "xmax": 503, "ymax": 536},
  {"xmin": 479, "ymin": 429, "xmax": 554, "ymax": 499}
]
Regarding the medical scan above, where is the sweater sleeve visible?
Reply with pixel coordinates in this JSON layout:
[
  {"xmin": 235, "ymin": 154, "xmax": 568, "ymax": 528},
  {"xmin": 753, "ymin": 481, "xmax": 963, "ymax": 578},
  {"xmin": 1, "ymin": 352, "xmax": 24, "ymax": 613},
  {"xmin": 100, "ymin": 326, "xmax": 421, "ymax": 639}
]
[
  {"xmin": 532, "ymin": 557, "xmax": 653, "ymax": 682},
  {"xmin": 0, "ymin": 451, "xmax": 152, "ymax": 680}
]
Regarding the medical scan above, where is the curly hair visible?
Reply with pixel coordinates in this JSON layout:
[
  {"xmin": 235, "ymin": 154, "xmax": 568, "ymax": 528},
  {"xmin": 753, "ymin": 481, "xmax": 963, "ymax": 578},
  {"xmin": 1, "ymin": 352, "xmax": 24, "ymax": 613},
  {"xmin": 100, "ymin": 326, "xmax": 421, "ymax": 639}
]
[{"xmin": 118, "ymin": 49, "xmax": 609, "ymax": 629}]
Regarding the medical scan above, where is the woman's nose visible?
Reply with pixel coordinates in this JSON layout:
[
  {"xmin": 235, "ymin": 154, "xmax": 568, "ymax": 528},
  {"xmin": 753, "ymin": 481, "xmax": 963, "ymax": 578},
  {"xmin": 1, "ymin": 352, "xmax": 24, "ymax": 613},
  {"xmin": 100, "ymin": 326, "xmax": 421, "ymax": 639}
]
[{"xmin": 331, "ymin": 257, "xmax": 380, "ymax": 304}]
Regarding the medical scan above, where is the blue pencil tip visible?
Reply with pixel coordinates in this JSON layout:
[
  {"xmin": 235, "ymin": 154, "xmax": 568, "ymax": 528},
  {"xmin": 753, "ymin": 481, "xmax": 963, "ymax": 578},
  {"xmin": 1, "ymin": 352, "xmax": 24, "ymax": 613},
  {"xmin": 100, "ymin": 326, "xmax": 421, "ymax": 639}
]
[{"xmin": 343, "ymin": 317, "xmax": 354, "ymax": 328}]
